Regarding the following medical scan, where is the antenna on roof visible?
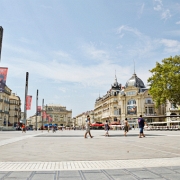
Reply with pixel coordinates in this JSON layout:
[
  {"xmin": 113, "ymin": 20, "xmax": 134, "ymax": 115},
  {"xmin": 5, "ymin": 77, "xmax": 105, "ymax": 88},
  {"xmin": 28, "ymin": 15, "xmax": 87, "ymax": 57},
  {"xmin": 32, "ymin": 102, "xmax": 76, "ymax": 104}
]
[
  {"xmin": 133, "ymin": 59, "xmax": 136, "ymax": 74},
  {"xmin": 115, "ymin": 69, "xmax": 117, "ymax": 83}
]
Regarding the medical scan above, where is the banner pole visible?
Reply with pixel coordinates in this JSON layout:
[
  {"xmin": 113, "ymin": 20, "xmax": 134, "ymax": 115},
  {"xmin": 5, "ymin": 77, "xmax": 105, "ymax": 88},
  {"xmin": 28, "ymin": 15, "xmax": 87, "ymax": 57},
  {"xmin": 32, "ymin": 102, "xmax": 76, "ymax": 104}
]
[
  {"xmin": 36, "ymin": 89, "xmax": 38, "ymax": 131},
  {"xmin": 42, "ymin": 99, "xmax": 44, "ymax": 132},
  {"xmin": 24, "ymin": 72, "xmax": 29, "ymax": 126},
  {"xmin": 0, "ymin": 26, "xmax": 3, "ymax": 61}
]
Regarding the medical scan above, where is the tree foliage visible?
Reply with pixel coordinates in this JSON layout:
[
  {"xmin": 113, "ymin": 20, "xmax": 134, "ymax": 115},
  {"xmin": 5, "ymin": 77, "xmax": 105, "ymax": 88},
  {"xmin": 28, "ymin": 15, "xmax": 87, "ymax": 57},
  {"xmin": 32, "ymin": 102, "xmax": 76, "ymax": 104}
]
[{"xmin": 148, "ymin": 55, "xmax": 180, "ymax": 107}]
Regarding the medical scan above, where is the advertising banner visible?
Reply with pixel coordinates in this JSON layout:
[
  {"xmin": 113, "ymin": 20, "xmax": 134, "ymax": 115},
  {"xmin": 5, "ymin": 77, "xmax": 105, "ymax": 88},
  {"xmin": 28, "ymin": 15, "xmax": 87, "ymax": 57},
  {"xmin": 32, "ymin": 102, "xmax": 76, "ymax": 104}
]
[
  {"xmin": 26, "ymin": 95, "xmax": 32, "ymax": 110},
  {"xmin": 127, "ymin": 106, "xmax": 137, "ymax": 115},
  {"xmin": 37, "ymin": 106, "xmax": 41, "ymax": 116},
  {"xmin": 42, "ymin": 111, "xmax": 47, "ymax": 119},
  {"xmin": 0, "ymin": 67, "xmax": 8, "ymax": 84},
  {"xmin": 0, "ymin": 67, "xmax": 8, "ymax": 92}
]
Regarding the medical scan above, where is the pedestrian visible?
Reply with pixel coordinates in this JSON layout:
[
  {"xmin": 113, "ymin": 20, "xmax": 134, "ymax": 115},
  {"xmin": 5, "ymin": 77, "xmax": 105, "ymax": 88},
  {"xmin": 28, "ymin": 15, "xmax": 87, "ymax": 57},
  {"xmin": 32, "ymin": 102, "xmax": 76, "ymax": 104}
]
[
  {"xmin": 124, "ymin": 118, "xmax": 129, "ymax": 137},
  {"xmin": 104, "ymin": 120, "xmax": 110, "ymax": 137},
  {"xmin": 138, "ymin": 115, "xmax": 145, "ymax": 138},
  {"xmin": 48, "ymin": 125, "xmax": 50, "ymax": 132},
  {"xmin": 22, "ymin": 124, "xmax": 26, "ymax": 133},
  {"xmin": 84, "ymin": 115, "xmax": 93, "ymax": 138}
]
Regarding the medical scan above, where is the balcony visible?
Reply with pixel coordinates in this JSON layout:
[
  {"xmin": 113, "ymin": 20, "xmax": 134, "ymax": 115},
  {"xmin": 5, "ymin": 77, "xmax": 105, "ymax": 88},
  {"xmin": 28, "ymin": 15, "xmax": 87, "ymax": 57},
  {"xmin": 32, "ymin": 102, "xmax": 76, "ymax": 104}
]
[
  {"xmin": 4, "ymin": 100, "xmax": 9, "ymax": 104},
  {"xmin": 15, "ymin": 108, "xmax": 18, "ymax": 111},
  {"xmin": 170, "ymin": 108, "xmax": 180, "ymax": 111},
  {"xmin": 4, "ymin": 111, "xmax": 9, "ymax": 114},
  {"xmin": 143, "ymin": 113, "xmax": 156, "ymax": 116}
]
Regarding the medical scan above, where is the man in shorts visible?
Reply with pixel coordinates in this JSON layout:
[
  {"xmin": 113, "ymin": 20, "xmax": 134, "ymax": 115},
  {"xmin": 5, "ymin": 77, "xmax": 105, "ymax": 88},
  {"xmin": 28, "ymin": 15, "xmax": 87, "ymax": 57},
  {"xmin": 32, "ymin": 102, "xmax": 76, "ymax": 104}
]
[
  {"xmin": 84, "ymin": 115, "xmax": 93, "ymax": 138},
  {"xmin": 138, "ymin": 115, "xmax": 145, "ymax": 138}
]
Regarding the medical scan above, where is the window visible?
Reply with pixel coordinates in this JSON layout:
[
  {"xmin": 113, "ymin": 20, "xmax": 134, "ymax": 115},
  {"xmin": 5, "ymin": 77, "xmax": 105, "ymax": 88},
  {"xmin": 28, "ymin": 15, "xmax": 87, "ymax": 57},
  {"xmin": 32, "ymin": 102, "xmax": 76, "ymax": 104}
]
[
  {"xmin": 126, "ymin": 91, "xmax": 136, "ymax": 96},
  {"xmin": 127, "ymin": 99, "xmax": 136, "ymax": 105},
  {"xmin": 149, "ymin": 107, "xmax": 154, "ymax": 114}
]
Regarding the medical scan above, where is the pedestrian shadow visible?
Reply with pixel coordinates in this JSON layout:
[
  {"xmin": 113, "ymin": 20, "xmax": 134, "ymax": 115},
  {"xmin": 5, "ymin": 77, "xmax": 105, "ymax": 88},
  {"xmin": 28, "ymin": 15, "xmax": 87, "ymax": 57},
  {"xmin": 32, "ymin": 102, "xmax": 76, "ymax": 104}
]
[{"xmin": 102, "ymin": 134, "xmax": 165, "ymax": 137}]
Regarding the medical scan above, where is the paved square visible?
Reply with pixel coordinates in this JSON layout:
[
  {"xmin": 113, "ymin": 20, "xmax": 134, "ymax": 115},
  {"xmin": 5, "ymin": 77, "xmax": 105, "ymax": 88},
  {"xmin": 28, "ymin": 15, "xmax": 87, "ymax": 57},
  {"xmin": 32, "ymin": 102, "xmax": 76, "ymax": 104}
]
[{"xmin": 0, "ymin": 129, "xmax": 180, "ymax": 179}]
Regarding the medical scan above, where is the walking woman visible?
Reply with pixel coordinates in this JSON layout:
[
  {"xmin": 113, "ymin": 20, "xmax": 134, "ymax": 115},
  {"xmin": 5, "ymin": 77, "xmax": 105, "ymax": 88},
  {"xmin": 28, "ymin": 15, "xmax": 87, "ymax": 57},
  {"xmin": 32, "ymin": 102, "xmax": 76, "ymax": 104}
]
[
  {"xmin": 105, "ymin": 120, "xmax": 110, "ymax": 137},
  {"xmin": 124, "ymin": 118, "xmax": 129, "ymax": 136}
]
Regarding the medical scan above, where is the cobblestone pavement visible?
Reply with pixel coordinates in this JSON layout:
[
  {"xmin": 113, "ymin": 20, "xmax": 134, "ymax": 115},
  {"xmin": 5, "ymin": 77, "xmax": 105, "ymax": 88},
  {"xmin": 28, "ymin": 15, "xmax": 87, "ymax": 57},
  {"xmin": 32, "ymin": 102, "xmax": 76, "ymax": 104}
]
[
  {"xmin": 0, "ymin": 130, "xmax": 180, "ymax": 179},
  {"xmin": 1, "ymin": 167, "xmax": 180, "ymax": 180}
]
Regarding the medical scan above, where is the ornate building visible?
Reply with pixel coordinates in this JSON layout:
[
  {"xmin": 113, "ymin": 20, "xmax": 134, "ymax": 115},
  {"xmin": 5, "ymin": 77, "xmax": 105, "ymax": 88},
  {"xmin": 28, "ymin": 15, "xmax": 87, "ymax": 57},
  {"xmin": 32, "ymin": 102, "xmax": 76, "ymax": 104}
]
[
  {"xmin": 75, "ymin": 110, "xmax": 94, "ymax": 128},
  {"xmin": 45, "ymin": 104, "xmax": 72, "ymax": 127},
  {"xmin": 94, "ymin": 73, "xmax": 166, "ymax": 127},
  {"xmin": 0, "ymin": 85, "xmax": 11, "ymax": 127},
  {"xmin": 9, "ymin": 93, "xmax": 21, "ymax": 127},
  {"xmin": 94, "ymin": 75, "xmax": 121, "ymax": 123}
]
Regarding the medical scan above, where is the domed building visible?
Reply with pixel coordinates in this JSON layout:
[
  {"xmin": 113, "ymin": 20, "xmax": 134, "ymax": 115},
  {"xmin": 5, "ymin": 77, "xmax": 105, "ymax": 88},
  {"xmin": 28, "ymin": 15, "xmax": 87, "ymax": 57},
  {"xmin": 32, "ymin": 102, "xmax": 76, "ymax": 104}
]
[
  {"xmin": 94, "ymin": 72, "xmax": 166, "ymax": 127},
  {"xmin": 125, "ymin": 73, "xmax": 145, "ymax": 89}
]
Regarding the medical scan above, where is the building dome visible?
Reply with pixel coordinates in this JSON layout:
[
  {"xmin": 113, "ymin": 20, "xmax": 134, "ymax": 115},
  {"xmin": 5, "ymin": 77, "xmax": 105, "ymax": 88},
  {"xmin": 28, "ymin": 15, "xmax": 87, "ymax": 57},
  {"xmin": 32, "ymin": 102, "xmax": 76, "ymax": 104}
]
[{"xmin": 125, "ymin": 73, "xmax": 145, "ymax": 88}]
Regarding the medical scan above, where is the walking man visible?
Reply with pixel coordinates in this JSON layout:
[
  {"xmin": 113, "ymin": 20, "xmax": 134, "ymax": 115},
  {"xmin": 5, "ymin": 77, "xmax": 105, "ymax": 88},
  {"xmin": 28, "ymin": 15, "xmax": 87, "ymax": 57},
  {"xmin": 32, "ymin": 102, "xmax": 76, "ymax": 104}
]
[
  {"xmin": 84, "ymin": 115, "xmax": 93, "ymax": 138},
  {"xmin": 105, "ymin": 120, "xmax": 110, "ymax": 137},
  {"xmin": 138, "ymin": 115, "xmax": 145, "ymax": 138},
  {"xmin": 124, "ymin": 118, "xmax": 129, "ymax": 137}
]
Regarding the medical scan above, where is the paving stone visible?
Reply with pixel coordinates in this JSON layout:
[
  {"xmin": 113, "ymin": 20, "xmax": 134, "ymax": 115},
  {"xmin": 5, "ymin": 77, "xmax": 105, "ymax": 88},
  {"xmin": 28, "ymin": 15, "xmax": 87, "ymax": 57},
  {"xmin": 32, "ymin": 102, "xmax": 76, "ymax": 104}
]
[
  {"xmin": 58, "ymin": 178, "xmax": 82, "ymax": 180},
  {"xmin": 144, "ymin": 179, "xmax": 166, "ymax": 180},
  {"xmin": 81, "ymin": 170, "xmax": 102, "ymax": 173},
  {"xmin": 4, "ymin": 178, "xmax": 27, "ymax": 180},
  {"xmin": 35, "ymin": 171, "xmax": 55, "ymax": 174},
  {"xmin": 7, "ymin": 171, "xmax": 32, "ymax": 178},
  {"xmin": 31, "ymin": 173, "xmax": 55, "ymax": 180},
  {"xmin": 83, "ymin": 172, "xmax": 109, "ymax": 180},
  {"xmin": 173, "ymin": 169, "xmax": 180, "ymax": 173},
  {"xmin": 168, "ymin": 166, "xmax": 180, "ymax": 170},
  {"xmin": 0, "ymin": 173, "xmax": 6, "ymax": 178},
  {"xmin": 147, "ymin": 167, "xmax": 176, "ymax": 174},
  {"xmin": 59, "ymin": 170, "xmax": 80, "ymax": 177},
  {"xmin": 130, "ymin": 170, "xmax": 160, "ymax": 179},
  {"xmin": 104, "ymin": 169, "xmax": 128, "ymax": 175},
  {"xmin": 161, "ymin": 173, "xmax": 180, "ymax": 180},
  {"xmin": 111, "ymin": 175, "xmax": 137, "ymax": 180}
]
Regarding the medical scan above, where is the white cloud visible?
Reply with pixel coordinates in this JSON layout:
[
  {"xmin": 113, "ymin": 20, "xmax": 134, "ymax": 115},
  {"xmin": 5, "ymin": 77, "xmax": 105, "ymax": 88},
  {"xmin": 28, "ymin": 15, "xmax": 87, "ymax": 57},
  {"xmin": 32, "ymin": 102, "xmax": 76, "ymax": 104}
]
[
  {"xmin": 154, "ymin": 0, "xmax": 163, "ymax": 11},
  {"xmin": 138, "ymin": 3, "xmax": 145, "ymax": 18},
  {"xmin": 153, "ymin": 0, "xmax": 172, "ymax": 20},
  {"xmin": 161, "ymin": 9, "xmax": 171, "ymax": 20},
  {"xmin": 58, "ymin": 87, "xmax": 66, "ymax": 93},
  {"xmin": 176, "ymin": 21, "xmax": 180, "ymax": 24},
  {"xmin": 117, "ymin": 25, "xmax": 142, "ymax": 37},
  {"xmin": 159, "ymin": 39, "xmax": 180, "ymax": 53}
]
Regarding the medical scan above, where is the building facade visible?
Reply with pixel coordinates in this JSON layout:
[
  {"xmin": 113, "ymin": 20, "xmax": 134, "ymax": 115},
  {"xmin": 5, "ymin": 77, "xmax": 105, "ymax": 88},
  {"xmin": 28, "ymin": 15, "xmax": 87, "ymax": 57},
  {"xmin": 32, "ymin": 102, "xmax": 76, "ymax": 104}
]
[
  {"xmin": 94, "ymin": 73, "xmax": 166, "ymax": 127},
  {"xmin": 0, "ymin": 85, "xmax": 11, "ymax": 127},
  {"xmin": 75, "ymin": 110, "xmax": 94, "ymax": 128},
  {"xmin": 9, "ymin": 93, "xmax": 21, "ymax": 127},
  {"xmin": 45, "ymin": 104, "xmax": 72, "ymax": 127}
]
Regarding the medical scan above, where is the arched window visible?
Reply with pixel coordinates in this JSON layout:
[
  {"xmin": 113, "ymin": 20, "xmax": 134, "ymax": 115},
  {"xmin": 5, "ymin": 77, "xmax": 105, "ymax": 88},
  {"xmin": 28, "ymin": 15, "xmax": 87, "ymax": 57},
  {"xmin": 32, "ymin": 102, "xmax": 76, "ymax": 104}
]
[{"xmin": 127, "ymin": 99, "xmax": 136, "ymax": 105}]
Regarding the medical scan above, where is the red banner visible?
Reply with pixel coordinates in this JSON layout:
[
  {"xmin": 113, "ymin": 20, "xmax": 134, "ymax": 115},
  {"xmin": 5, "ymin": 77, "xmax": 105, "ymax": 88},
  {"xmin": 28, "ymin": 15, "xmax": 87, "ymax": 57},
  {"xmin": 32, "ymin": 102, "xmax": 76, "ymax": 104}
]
[
  {"xmin": 42, "ymin": 111, "xmax": 47, "ymax": 118},
  {"xmin": 0, "ymin": 67, "xmax": 8, "ymax": 84},
  {"xmin": 37, "ymin": 106, "xmax": 41, "ymax": 116},
  {"xmin": 26, "ymin": 95, "xmax": 32, "ymax": 110}
]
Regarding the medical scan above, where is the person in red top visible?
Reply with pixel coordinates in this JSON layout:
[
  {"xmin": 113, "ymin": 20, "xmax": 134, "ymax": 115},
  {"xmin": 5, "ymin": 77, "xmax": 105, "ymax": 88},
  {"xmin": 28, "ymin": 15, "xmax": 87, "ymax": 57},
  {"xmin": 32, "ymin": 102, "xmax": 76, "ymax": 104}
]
[{"xmin": 22, "ymin": 124, "xmax": 26, "ymax": 133}]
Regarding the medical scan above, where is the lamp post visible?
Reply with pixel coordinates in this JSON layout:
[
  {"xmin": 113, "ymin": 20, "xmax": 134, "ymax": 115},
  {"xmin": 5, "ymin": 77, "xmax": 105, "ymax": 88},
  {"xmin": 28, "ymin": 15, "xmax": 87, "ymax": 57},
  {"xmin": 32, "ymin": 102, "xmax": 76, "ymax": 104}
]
[
  {"xmin": 41, "ymin": 99, "xmax": 44, "ymax": 132},
  {"xmin": 35, "ymin": 89, "xmax": 38, "ymax": 131},
  {"xmin": 24, "ymin": 72, "xmax": 29, "ymax": 126}
]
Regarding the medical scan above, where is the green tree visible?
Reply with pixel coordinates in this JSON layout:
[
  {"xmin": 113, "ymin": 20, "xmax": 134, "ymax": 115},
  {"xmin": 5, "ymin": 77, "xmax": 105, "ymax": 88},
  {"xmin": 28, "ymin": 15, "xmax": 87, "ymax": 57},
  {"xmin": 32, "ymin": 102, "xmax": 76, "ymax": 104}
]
[{"xmin": 148, "ymin": 55, "xmax": 180, "ymax": 107}]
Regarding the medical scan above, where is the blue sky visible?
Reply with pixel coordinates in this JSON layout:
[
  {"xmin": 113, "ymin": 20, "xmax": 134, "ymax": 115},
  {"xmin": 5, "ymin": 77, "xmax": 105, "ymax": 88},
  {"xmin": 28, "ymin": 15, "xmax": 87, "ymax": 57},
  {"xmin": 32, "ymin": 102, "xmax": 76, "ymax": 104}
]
[{"xmin": 0, "ymin": 0, "xmax": 180, "ymax": 117}]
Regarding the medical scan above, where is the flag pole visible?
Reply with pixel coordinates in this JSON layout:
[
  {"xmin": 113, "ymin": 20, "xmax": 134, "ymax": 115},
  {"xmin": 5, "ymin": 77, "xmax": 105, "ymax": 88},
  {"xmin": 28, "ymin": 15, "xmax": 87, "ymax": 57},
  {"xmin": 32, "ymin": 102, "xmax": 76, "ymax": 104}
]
[
  {"xmin": 36, "ymin": 89, "xmax": 38, "ymax": 131},
  {"xmin": 24, "ymin": 72, "xmax": 29, "ymax": 126},
  {"xmin": 41, "ymin": 99, "xmax": 44, "ymax": 132}
]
